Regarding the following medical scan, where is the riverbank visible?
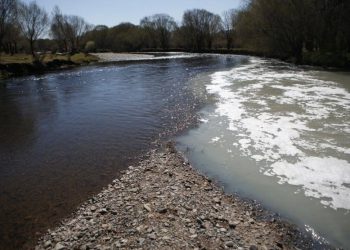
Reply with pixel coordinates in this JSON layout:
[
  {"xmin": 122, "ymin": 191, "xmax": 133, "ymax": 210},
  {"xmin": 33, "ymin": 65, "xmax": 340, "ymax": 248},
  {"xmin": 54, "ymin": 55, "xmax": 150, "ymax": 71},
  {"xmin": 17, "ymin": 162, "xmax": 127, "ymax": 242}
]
[
  {"xmin": 36, "ymin": 143, "xmax": 327, "ymax": 250},
  {"xmin": 138, "ymin": 49, "xmax": 350, "ymax": 69},
  {"xmin": 0, "ymin": 53, "xmax": 98, "ymax": 80}
]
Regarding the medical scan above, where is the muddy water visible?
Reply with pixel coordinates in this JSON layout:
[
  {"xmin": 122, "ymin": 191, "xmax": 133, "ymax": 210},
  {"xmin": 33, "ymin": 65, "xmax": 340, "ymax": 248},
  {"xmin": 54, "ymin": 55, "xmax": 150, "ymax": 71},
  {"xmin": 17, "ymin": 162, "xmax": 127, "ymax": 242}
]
[
  {"xmin": 177, "ymin": 57, "xmax": 350, "ymax": 248},
  {"xmin": 0, "ymin": 54, "xmax": 242, "ymax": 249}
]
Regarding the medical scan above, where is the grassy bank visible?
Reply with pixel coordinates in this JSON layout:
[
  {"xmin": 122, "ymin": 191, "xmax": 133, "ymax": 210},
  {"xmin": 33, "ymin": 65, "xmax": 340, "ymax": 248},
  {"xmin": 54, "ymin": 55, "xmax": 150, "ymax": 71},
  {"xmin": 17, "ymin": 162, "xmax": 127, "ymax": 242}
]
[{"xmin": 0, "ymin": 53, "xmax": 99, "ymax": 80}]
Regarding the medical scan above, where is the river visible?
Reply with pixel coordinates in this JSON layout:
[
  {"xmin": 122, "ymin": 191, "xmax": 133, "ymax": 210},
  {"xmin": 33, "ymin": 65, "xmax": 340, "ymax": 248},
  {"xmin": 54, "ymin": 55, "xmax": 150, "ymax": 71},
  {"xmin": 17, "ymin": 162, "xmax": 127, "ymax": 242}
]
[
  {"xmin": 0, "ymin": 54, "xmax": 349, "ymax": 249},
  {"xmin": 0, "ymin": 54, "xmax": 238, "ymax": 249},
  {"xmin": 177, "ymin": 57, "xmax": 350, "ymax": 248}
]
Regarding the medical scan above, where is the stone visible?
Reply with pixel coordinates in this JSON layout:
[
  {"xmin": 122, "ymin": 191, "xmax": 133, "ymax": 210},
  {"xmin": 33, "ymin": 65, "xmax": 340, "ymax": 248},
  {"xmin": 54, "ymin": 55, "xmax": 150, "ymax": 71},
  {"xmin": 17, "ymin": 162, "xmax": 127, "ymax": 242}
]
[
  {"xmin": 249, "ymin": 245, "xmax": 258, "ymax": 250},
  {"xmin": 54, "ymin": 242, "xmax": 65, "ymax": 250},
  {"xmin": 143, "ymin": 204, "xmax": 152, "ymax": 212},
  {"xmin": 225, "ymin": 241, "xmax": 234, "ymax": 248},
  {"xmin": 138, "ymin": 238, "xmax": 145, "ymax": 245},
  {"xmin": 111, "ymin": 241, "xmax": 121, "ymax": 250},
  {"xmin": 229, "ymin": 221, "xmax": 238, "ymax": 229},
  {"xmin": 129, "ymin": 188, "xmax": 138, "ymax": 192},
  {"xmin": 157, "ymin": 207, "xmax": 167, "ymax": 214},
  {"xmin": 148, "ymin": 232, "xmax": 156, "ymax": 240},
  {"xmin": 44, "ymin": 240, "xmax": 52, "ymax": 248}
]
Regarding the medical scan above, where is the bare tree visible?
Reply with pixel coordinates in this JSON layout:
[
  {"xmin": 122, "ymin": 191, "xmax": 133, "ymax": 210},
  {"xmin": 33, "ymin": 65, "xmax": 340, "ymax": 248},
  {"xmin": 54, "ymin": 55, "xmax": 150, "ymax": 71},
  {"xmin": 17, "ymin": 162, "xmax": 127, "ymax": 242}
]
[
  {"xmin": 207, "ymin": 13, "xmax": 222, "ymax": 49},
  {"xmin": 51, "ymin": 7, "xmax": 91, "ymax": 53},
  {"xmin": 50, "ymin": 6, "xmax": 69, "ymax": 52},
  {"xmin": 66, "ymin": 15, "xmax": 92, "ymax": 53},
  {"xmin": 0, "ymin": 0, "xmax": 17, "ymax": 52},
  {"xmin": 222, "ymin": 9, "xmax": 238, "ymax": 49},
  {"xmin": 141, "ymin": 14, "xmax": 177, "ymax": 49},
  {"xmin": 182, "ymin": 9, "xmax": 221, "ymax": 50},
  {"xmin": 3, "ymin": 22, "xmax": 20, "ymax": 54},
  {"xmin": 18, "ymin": 1, "xmax": 48, "ymax": 58}
]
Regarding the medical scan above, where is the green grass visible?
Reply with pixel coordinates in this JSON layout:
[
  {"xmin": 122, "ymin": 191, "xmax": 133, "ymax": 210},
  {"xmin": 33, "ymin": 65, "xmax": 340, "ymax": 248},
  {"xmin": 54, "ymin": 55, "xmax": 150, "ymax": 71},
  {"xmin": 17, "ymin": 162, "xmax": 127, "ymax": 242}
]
[{"xmin": 0, "ymin": 53, "xmax": 33, "ymax": 64}]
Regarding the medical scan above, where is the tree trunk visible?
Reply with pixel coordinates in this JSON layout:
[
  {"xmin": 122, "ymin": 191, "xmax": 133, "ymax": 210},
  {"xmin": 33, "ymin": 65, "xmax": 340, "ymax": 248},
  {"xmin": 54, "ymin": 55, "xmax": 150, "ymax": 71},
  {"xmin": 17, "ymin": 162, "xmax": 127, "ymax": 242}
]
[{"xmin": 30, "ymin": 39, "xmax": 36, "ymax": 59}]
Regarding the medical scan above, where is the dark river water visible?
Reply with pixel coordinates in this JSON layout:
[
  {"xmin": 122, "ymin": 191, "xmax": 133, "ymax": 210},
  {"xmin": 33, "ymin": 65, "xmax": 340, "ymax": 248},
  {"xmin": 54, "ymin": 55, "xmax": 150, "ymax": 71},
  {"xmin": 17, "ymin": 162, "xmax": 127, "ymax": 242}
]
[{"xmin": 0, "ymin": 54, "xmax": 241, "ymax": 249}]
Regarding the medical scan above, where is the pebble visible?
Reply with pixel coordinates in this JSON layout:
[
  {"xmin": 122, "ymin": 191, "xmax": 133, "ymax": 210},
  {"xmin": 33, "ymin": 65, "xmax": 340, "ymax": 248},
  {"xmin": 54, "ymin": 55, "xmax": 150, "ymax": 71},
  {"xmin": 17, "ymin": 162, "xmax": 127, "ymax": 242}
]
[
  {"xmin": 148, "ymin": 233, "xmax": 156, "ymax": 240},
  {"xmin": 54, "ymin": 242, "xmax": 65, "ymax": 250},
  {"xmin": 44, "ymin": 240, "xmax": 52, "ymax": 248},
  {"xmin": 143, "ymin": 204, "xmax": 152, "ymax": 212},
  {"xmin": 138, "ymin": 238, "xmax": 145, "ymax": 245},
  {"xmin": 249, "ymin": 245, "xmax": 258, "ymax": 250},
  {"xmin": 35, "ymin": 145, "xmax": 318, "ymax": 250},
  {"xmin": 225, "ymin": 241, "xmax": 234, "ymax": 248}
]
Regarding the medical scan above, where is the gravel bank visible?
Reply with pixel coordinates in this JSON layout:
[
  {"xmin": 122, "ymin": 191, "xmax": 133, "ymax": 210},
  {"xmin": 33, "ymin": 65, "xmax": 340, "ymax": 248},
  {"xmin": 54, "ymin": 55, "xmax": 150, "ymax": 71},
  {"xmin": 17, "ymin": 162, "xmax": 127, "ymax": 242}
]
[
  {"xmin": 91, "ymin": 53, "xmax": 155, "ymax": 62},
  {"xmin": 36, "ymin": 143, "xmax": 325, "ymax": 250}
]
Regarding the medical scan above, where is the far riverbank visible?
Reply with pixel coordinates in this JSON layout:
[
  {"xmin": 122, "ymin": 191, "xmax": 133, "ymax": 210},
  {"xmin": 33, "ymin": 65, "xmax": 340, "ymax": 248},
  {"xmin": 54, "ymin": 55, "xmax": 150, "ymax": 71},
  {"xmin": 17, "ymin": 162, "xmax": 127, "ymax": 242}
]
[{"xmin": 0, "ymin": 53, "xmax": 98, "ymax": 80}]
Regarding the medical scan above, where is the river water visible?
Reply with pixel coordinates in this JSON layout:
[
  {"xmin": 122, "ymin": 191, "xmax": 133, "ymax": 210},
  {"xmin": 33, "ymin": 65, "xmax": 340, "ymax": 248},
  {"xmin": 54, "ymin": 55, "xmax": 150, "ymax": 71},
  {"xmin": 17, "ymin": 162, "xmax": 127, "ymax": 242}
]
[
  {"xmin": 177, "ymin": 57, "xmax": 350, "ymax": 248},
  {"xmin": 0, "ymin": 54, "xmax": 239, "ymax": 249},
  {"xmin": 1, "ymin": 54, "xmax": 349, "ymax": 249}
]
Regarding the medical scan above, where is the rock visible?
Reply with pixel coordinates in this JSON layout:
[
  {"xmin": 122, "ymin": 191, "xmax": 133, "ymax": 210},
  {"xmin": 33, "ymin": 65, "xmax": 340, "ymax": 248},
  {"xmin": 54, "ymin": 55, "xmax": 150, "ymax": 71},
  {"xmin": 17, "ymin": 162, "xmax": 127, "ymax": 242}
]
[
  {"xmin": 276, "ymin": 242, "xmax": 283, "ymax": 248},
  {"xmin": 229, "ymin": 221, "xmax": 238, "ymax": 229},
  {"xmin": 44, "ymin": 240, "xmax": 52, "ymax": 248},
  {"xmin": 138, "ymin": 238, "xmax": 145, "ymax": 245},
  {"xmin": 143, "ymin": 204, "xmax": 152, "ymax": 212},
  {"xmin": 111, "ymin": 241, "xmax": 121, "ymax": 250},
  {"xmin": 98, "ymin": 208, "xmax": 108, "ymax": 215},
  {"xmin": 249, "ymin": 245, "xmax": 258, "ymax": 250},
  {"xmin": 148, "ymin": 232, "xmax": 156, "ymax": 240},
  {"xmin": 225, "ymin": 241, "xmax": 234, "ymax": 248},
  {"xmin": 90, "ymin": 206, "xmax": 97, "ymax": 212},
  {"xmin": 54, "ymin": 242, "xmax": 65, "ymax": 250},
  {"xmin": 157, "ymin": 207, "xmax": 167, "ymax": 214}
]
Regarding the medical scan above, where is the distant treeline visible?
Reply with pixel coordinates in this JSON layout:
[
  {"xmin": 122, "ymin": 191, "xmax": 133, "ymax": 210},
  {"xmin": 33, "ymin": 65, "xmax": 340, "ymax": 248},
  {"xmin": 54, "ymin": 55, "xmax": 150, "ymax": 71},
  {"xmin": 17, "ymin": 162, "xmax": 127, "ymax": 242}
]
[{"xmin": 1, "ymin": 0, "xmax": 350, "ymax": 67}]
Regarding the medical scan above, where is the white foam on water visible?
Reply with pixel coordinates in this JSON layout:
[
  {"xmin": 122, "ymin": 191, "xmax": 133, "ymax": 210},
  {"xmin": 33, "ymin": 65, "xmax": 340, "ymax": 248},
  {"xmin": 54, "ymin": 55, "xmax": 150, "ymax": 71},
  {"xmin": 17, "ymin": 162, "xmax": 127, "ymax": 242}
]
[
  {"xmin": 206, "ymin": 57, "xmax": 350, "ymax": 210},
  {"xmin": 269, "ymin": 157, "xmax": 350, "ymax": 209},
  {"xmin": 210, "ymin": 137, "xmax": 220, "ymax": 143}
]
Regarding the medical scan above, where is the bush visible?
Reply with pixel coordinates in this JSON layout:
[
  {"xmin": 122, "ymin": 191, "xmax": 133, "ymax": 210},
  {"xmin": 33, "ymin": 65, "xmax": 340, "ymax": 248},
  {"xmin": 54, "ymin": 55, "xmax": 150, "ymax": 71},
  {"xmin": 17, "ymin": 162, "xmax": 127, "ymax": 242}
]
[{"xmin": 84, "ymin": 41, "xmax": 96, "ymax": 52}]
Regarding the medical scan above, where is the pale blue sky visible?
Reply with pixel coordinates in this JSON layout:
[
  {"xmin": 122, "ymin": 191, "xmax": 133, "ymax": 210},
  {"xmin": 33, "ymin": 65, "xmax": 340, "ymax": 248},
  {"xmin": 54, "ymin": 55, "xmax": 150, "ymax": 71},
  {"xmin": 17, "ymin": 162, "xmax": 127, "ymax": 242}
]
[{"xmin": 23, "ymin": 0, "xmax": 243, "ymax": 27}]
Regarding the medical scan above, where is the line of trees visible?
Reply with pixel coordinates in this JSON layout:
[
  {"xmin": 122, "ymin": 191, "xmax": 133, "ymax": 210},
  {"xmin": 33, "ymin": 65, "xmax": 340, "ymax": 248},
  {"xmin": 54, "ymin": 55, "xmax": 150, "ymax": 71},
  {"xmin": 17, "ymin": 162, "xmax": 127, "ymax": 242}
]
[
  {"xmin": 82, "ymin": 9, "xmax": 237, "ymax": 52},
  {"xmin": 1, "ymin": 0, "xmax": 350, "ymax": 66},
  {"xmin": 235, "ymin": 0, "xmax": 350, "ymax": 64},
  {"xmin": 0, "ymin": 0, "xmax": 91, "ymax": 58}
]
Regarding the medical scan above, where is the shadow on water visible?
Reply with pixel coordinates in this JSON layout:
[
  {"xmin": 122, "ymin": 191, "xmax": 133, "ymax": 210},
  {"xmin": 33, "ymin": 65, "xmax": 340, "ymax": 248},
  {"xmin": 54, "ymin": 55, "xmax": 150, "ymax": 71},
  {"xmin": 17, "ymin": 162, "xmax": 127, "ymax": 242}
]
[{"xmin": 0, "ymin": 55, "xmax": 242, "ymax": 249}]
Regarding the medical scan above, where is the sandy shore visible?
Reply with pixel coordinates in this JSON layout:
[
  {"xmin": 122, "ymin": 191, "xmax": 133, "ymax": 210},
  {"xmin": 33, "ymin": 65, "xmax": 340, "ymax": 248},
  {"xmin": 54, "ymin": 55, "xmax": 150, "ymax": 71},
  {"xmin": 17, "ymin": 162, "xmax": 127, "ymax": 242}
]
[
  {"xmin": 36, "ymin": 143, "xmax": 326, "ymax": 250},
  {"xmin": 91, "ymin": 52, "xmax": 198, "ymax": 63},
  {"xmin": 91, "ymin": 53, "xmax": 155, "ymax": 62}
]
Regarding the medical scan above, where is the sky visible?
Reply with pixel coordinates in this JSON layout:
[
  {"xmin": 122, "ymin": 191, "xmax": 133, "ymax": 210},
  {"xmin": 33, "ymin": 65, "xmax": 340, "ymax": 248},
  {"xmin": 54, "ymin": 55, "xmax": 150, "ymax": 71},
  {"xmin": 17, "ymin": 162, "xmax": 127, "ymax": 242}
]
[{"xmin": 22, "ymin": 0, "xmax": 243, "ymax": 27}]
